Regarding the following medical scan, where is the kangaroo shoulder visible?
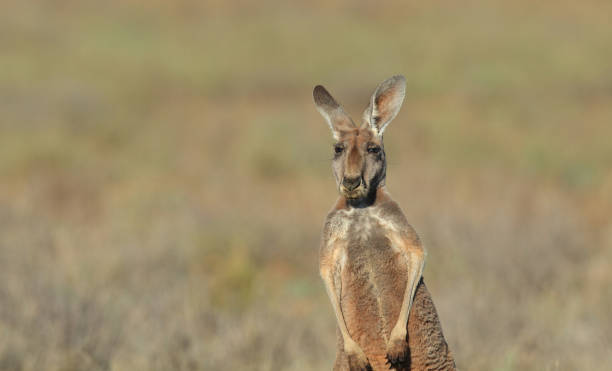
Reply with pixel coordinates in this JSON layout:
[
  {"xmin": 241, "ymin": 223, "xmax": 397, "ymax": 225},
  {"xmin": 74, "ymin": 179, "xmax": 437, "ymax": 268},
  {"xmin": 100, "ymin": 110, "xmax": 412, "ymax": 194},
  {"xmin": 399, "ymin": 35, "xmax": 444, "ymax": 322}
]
[
  {"xmin": 376, "ymin": 199, "xmax": 421, "ymax": 245},
  {"xmin": 322, "ymin": 208, "xmax": 352, "ymax": 242}
]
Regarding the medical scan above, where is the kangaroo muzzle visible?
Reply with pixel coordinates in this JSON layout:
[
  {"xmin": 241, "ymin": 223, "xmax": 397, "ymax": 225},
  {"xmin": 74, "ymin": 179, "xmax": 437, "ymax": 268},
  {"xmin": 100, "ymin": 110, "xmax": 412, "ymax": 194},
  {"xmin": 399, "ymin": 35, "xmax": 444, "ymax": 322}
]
[{"xmin": 342, "ymin": 177, "xmax": 362, "ymax": 191}]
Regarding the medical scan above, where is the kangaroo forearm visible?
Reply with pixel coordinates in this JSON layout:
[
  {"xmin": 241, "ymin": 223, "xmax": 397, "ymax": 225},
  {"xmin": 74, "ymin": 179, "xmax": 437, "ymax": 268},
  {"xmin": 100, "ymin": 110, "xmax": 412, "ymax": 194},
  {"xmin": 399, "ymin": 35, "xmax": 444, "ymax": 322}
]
[
  {"xmin": 321, "ymin": 268, "xmax": 355, "ymax": 347},
  {"xmin": 394, "ymin": 250, "xmax": 426, "ymax": 332}
]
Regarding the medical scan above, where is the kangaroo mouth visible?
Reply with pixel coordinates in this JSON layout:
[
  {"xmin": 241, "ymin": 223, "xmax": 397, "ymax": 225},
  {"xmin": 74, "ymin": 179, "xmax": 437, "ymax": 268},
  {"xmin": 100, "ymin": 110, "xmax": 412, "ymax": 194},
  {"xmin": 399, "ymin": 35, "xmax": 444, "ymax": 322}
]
[{"xmin": 340, "ymin": 185, "xmax": 367, "ymax": 199}]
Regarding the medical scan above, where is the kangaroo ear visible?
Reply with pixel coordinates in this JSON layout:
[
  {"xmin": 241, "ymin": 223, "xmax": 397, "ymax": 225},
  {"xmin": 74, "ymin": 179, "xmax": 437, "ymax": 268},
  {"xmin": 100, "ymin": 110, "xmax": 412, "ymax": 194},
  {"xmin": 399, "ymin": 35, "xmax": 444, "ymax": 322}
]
[
  {"xmin": 313, "ymin": 85, "xmax": 356, "ymax": 140},
  {"xmin": 362, "ymin": 75, "xmax": 406, "ymax": 136}
]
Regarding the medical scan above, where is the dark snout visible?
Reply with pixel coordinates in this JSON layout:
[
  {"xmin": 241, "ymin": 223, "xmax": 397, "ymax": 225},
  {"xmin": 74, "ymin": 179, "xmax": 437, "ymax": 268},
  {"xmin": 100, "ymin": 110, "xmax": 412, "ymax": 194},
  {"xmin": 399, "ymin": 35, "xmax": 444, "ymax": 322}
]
[{"xmin": 342, "ymin": 176, "xmax": 362, "ymax": 191}]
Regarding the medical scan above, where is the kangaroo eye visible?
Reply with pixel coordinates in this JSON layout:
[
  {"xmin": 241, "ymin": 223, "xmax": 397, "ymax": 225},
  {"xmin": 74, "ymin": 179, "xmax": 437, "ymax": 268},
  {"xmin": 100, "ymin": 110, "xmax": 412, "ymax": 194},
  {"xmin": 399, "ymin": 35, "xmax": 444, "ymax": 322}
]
[
  {"xmin": 334, "ymin": 145, "xmax": 344, "ymax": 154},
  {"xmin": 367, "ymin": 146, "xmax": 381, "ymax": 154}
]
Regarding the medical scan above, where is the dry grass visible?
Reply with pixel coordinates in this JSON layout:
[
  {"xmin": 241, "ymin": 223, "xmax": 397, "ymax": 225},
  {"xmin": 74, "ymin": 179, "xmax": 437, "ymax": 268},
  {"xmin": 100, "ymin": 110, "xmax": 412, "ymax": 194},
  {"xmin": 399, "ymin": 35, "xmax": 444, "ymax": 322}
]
[{"xmin": 1, "ymin": 0, "xmax": 611, "ymax": 370}]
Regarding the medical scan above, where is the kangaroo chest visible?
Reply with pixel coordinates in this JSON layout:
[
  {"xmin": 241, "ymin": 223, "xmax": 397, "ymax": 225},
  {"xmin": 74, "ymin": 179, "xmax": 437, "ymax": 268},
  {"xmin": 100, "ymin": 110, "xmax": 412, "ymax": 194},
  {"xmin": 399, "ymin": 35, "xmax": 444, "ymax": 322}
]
[
  {"xmin": 329, "ymin": 206, "xmax": 405, "ymax": 279},
  {"xmin": 328, "ymin": 206, "xmax": 408, "ymax": 349},
  {"xmin": 330, "ymin": 207, "xmax": 399, "ymax": 249}
]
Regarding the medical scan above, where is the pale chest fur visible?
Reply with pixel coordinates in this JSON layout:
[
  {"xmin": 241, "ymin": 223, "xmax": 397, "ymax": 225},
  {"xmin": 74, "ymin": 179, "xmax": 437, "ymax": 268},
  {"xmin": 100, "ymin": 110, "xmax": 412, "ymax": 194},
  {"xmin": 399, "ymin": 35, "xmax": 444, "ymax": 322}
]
[
  {"xmin": 327, "ymin": 206, "xmax": 407, "ymax": 276},
  {"xmin": 327, "ymin": 205, "xmax": 400, "ymax": 245},
  {"xmin": 323, "ymin": 206, "xmax": 408, "ymax": 367}
]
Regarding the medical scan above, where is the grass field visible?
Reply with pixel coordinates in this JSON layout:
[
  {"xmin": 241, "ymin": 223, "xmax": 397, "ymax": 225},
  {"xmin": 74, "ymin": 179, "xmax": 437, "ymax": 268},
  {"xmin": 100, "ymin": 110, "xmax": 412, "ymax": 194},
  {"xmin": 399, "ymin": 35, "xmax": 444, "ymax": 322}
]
[{"xmin": 1, "ymin": 1, "xmax": 611, "ymax": 370}]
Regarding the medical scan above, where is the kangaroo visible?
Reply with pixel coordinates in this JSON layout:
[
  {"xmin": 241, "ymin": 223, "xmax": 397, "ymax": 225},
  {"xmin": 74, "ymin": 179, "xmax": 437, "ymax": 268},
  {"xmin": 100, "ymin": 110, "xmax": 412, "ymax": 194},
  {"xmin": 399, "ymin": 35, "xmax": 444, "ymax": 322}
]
[{"xmin": 314, "ymin": 76, "xmax": 456, "ymax": 371}]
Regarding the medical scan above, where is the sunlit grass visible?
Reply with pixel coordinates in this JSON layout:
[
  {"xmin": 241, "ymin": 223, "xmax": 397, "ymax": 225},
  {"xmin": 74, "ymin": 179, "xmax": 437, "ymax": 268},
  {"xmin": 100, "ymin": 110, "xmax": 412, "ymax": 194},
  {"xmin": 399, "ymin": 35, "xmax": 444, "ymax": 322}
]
[{"xmin": 1, "ymin": 0, "xmax": 611, "ymax": 370}]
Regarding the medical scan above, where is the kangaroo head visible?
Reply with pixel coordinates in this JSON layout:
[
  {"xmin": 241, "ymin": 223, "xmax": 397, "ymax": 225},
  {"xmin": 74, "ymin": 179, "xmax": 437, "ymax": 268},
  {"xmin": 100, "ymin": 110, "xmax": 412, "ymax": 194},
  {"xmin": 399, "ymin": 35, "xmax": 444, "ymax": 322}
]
[{"xmin": 313, "ymin": 75, "xmax": 406, "ymax": 203}]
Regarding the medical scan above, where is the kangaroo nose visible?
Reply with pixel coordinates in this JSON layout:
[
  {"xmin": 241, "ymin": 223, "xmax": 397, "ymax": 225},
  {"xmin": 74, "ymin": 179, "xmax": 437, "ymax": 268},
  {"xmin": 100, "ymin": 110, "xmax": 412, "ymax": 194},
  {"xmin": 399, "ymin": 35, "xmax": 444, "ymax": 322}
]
[{"xmin": 342, "ymin": 177, "xmax": 361, "ymax": 191}]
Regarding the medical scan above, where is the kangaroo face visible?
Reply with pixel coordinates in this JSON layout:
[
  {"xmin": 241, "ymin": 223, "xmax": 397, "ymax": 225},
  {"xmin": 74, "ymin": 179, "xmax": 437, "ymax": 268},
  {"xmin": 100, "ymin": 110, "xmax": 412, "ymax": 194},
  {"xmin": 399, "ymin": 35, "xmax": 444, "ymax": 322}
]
[
  {"xmin": 314, "ymin": 75, "xmax": 406, "ymax": 204},
  {"xmin": 332, "ymin": 127, "xmax": 386, "ymax": 200}
]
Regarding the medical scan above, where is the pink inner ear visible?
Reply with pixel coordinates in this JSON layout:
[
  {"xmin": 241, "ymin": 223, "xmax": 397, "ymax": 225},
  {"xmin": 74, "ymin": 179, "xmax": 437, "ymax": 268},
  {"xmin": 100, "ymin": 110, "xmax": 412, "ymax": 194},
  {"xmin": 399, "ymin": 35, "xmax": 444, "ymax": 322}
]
[
  {"xmin": 375, "ymin": 88, "xmax": 394, "ymax": 106},
  {"xmin": 369, "ymin": 82, "xmax": 404, "ymax": 134},
  {"xmin": 375, "ymin": 89, "xmax": 399, "ymax": 118}
]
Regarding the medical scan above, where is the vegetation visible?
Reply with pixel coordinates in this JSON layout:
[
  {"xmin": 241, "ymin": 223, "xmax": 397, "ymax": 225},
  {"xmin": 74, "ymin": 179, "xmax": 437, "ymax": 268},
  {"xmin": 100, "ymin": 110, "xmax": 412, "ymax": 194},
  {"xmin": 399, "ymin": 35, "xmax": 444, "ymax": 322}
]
[{"xmin": 1, "ymin": 1, "xmax": 611, "ymax": 370}]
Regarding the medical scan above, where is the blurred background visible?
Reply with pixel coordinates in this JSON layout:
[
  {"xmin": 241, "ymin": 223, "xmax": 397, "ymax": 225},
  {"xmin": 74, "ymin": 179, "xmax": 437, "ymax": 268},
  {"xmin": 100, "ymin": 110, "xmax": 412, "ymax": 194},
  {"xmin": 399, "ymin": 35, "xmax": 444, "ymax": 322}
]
[{"xmin": 1, "ymin": 0, "xmax": 611, "ymax": 370}]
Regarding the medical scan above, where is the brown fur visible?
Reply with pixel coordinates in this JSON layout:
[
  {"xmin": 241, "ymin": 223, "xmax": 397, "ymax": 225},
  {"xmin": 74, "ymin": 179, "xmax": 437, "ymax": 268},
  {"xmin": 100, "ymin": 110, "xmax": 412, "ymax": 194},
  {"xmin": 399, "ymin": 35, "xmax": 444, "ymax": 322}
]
[
  {"xmin": 314, "ymin": 76, "xmax": 456, "ymax": 371},
  {"xmin": 322, "ymin": 192, "xmax": 456, "ymax": 371},
  {"xmin": 334, "ymin": 280, "xmax": 456, "ymax": 371}
]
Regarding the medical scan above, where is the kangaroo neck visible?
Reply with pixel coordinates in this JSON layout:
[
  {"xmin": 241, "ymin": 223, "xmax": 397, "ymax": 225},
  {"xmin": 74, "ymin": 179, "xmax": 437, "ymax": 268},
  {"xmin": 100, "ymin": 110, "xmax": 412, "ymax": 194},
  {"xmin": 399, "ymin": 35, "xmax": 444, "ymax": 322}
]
[{"xmin": 337, "ymin": 187, "xmax": 390, "ymax": 210}]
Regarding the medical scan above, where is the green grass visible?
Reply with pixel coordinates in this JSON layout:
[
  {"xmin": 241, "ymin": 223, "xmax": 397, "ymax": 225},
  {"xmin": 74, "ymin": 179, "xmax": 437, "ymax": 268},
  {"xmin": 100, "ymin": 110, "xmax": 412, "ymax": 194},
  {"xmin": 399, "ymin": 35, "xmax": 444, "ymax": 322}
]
[{"xmin": 1, "ymin": 1, "xmax": 611, "ymax": 370}]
